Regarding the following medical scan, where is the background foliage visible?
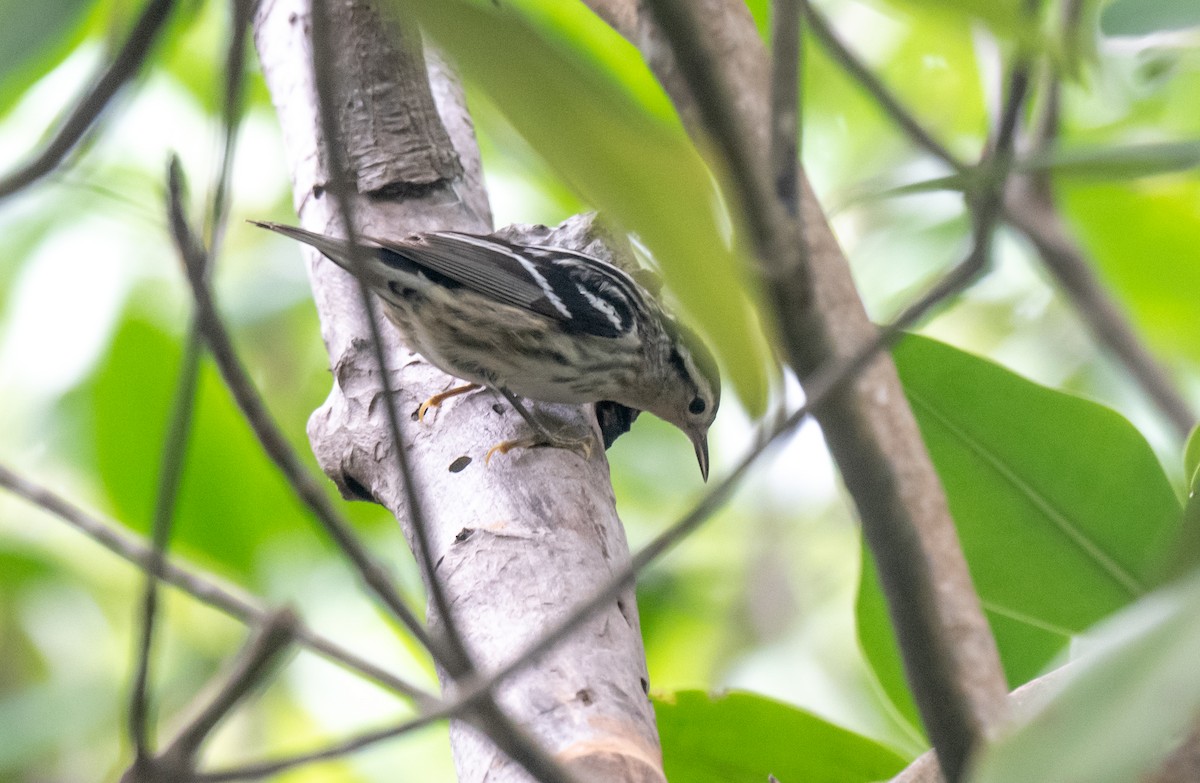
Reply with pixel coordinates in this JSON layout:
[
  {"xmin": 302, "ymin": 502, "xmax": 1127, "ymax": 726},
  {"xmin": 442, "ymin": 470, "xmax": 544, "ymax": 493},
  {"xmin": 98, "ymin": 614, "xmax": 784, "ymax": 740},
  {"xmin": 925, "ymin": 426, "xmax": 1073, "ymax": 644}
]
[{"xmin": 1, "ymin": 0, "xmax": 1198, "ymax": 780}]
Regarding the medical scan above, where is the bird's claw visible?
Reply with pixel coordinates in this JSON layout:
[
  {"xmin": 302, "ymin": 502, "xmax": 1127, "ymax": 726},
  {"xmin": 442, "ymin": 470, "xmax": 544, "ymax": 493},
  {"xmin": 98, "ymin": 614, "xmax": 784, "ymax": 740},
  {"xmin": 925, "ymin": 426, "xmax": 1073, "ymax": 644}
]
[{"xmin": 485, "ymin": 432, "xmax": 594, "ymax": 465}]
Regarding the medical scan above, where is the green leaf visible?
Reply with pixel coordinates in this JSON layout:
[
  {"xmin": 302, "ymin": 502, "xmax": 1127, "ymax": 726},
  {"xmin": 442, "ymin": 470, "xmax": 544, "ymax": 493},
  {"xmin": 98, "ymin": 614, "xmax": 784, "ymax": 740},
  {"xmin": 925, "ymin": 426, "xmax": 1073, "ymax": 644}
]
[
  {"xmin": 1059, "ymin": 180, "xmax": 1200, "ymax": 364},
  {"xmin": 970, "ymin": 567, "xmax": 1200, "ymax": 783},
  {"xmin": 86, "ymin": 307, "xmax": 323, "ymax": 577},
  {"xmin": 654, "ymin": 690, "xmax": 909, "ymax": 783},
  {"xmin": 1101, "ymin": 0, "xmax": 1200, "ymax": 36},
  {"xmin": 857, "ymin": 335, "xmax": 1181, "ymax": 736},
  {"xmin": 877, "ymin": 0, "xmax": 1034, "ymax": 41},
  {"xmin": 390, "ymin": 0, "xmax": 770, "ymax": 415}
]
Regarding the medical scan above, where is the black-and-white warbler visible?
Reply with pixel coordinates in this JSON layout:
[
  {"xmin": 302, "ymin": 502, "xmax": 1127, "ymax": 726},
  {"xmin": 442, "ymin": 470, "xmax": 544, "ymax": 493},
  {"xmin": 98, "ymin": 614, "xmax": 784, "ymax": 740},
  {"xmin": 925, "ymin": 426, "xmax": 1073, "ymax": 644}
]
[{"xmin": 252, "ymin": 221, "xmax": 721, "ymax": 480}]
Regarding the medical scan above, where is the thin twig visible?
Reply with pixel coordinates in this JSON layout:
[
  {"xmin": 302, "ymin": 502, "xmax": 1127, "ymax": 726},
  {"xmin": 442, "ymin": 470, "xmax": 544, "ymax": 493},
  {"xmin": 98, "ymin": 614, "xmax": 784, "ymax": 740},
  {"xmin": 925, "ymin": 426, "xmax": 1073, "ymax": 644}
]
[
  {"xmin": 126, "ymin": 323, "xmax": 204, "ymax": 759},
  {"xmin": 170, "ymin": 177, "xmax": 436, "ymax": 658},
  {"xmin": 307, "ymin": 0, "xmax": 470, "ymax": 679},
  {"xmin": 160, "ymin": 608, "xmax": 299, "ymax": 765},
  {"xmin": 0, "ymin": 0, "xmax": 177, "ymax": 200},
  {"xmin": 127, "ymin": 164, "xmax": 211, "ymax": 759},
  {"xmin": 205, "ymin": 0, "xmax": 256, "ymax": 255},
  {"xmin": 0, "ymin": 463, "xmax": 433, "ymax": 702},
  {"xmin": 797, "ymin": 0, "xmax": 966, "ymax": 173}
]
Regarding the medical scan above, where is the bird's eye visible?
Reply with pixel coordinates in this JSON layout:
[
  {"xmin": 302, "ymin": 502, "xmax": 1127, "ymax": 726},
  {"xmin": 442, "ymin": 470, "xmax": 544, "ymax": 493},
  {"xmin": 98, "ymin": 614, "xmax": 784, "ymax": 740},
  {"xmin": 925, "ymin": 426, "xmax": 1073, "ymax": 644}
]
[{"xmin": 688, "ymin": 397, "xmax": 706, "ymax": 415}]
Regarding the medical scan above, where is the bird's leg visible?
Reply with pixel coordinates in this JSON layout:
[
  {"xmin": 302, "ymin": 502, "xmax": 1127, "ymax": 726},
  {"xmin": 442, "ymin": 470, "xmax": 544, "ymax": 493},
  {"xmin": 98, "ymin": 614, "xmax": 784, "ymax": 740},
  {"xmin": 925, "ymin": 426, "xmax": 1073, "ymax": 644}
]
[
  {"xmin": 417, "ymin": 382, "xmax": 481, "ymax": 422},
  {"xmin": 485, "ymin": 388, "xmax": 594, "ymax": 464}
]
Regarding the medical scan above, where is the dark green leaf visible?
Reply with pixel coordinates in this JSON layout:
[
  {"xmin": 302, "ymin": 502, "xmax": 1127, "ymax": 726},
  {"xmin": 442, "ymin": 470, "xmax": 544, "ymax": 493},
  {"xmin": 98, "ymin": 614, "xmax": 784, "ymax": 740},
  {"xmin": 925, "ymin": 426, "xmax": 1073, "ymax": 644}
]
[
  {"xmin": 858, "ymin": 335, "xmax": 1181, "ymax": 734},
  {"xmin": 654, "ymin": 690, "xmax": 909, "ymax": 783},
  {"xmin": 389, "ymin": 0, "xmax": 770, "ymax": 415}
]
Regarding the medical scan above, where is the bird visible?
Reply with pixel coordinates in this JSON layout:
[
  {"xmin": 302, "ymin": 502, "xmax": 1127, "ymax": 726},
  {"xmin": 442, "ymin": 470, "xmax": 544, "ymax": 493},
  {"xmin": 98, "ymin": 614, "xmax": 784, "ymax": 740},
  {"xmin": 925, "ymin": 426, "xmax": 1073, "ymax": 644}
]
[{"xmin": 251, "ymin": 221, "xmax": 720, "ymax": 480}]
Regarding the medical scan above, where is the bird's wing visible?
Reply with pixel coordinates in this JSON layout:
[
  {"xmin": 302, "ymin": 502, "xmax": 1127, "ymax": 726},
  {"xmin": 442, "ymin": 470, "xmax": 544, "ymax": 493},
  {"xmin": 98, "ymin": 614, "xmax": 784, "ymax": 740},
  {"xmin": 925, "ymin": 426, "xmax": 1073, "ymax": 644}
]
[{"xmin": 378, "ymin": 232, "xmax": 643, "ymax": 339}]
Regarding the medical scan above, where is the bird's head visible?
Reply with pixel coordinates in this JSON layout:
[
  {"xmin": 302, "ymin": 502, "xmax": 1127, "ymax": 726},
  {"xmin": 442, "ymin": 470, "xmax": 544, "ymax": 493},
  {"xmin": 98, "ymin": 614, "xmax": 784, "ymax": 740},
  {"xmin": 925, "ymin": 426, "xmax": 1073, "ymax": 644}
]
[{"xmin": 648, "ymin": 320, "xmax": 721, "ymax": 481}]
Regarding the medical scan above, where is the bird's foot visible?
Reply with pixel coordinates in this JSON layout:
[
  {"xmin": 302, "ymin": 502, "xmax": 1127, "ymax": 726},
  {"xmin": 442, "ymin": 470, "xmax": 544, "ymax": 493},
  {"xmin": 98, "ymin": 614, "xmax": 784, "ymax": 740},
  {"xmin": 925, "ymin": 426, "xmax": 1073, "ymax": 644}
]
[
  {"xmin": 417, "ymin": 383, "xmax": 481, "ymax": 422},
  {"xmin": 484, "ymin": 430, "xmax": 594, "ymax": 465}
]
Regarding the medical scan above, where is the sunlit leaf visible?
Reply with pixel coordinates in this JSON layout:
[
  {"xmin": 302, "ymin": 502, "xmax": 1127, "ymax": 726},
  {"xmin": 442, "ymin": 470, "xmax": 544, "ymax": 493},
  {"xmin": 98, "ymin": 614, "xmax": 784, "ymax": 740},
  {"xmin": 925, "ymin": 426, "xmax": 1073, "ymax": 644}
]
[
  {"xmin": 970, "ymin": 568, "xmax": 1200, "ymax": 783},
  {"xmin": 1058, "ymin": 180, "xmax": 1200, "ymax": 363},
  {"xmin": 389, "ymin": 0, "xmax": 770, "ymax": 415},
  {"xmin": 858, "ymin": 335, "xmax": 1180, "ymax": 734},
  {"xmin": 654, "ymin": 690, "xmax": 909, "ymax": 783}
]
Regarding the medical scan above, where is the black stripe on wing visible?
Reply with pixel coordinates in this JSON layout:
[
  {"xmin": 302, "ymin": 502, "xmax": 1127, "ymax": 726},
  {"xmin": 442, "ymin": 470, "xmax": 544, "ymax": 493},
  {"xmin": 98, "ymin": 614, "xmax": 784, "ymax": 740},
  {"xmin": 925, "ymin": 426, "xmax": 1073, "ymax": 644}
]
[{"xmin": 377, "ymin": 232, "xmax": 646, "ymax": 339}]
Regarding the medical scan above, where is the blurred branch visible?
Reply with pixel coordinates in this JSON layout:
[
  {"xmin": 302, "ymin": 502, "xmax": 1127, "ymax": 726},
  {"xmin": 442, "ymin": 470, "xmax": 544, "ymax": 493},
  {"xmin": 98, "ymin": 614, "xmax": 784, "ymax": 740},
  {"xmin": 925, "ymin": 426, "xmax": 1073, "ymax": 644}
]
[
  {"xmin": 770, "ymin": 0, "xmax": 801, "ymax": 217},
  {"xmin": 125, "ymin": 323, "xmax": 201, "ymax": 760},
  {"xmin": 0, "ymin": 0, "xmax": 177, "ymax": 201},
  {"xmin": 799, "ymin": 0, "xmax": 1195, "ymax": 438},
  {"xmin": 123, "ymin": 609, "xmax": 298, "ymax": 783},
  {"xmin": 127, "ymin": 162, "xmax": 211, "ymax": 760},
  {"xmin": 205, "ymin": 0, "xmax": 257, "ymax": 254},
  {"xmin": 307, "ymin": 0, "xmax": 470, "ymax": 681},
  {"xmin": 169, "ymin": 162, "xmax": 437, "ymax": 656},
  {"xmin": 0, "ymin": 463, "xmax": 433, "ymax": 701},
  {"xmin": 637, "ymin": 1, "xmax": 1011, "ymax": 778},
  {"xmin": 797, "ymin": 0, "xmax": 966, "ymax": 172},
  {"xmin": 1005, "ymin": 181, "xmax": 1196, "ymax": 436}
]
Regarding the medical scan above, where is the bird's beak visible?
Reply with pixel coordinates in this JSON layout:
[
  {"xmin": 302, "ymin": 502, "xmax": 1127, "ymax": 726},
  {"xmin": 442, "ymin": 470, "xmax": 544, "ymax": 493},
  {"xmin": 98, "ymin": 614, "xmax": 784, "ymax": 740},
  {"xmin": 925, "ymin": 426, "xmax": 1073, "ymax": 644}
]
[{"xmin": 692, "ymin": 433, "xmax": 710, "ymax": 482}]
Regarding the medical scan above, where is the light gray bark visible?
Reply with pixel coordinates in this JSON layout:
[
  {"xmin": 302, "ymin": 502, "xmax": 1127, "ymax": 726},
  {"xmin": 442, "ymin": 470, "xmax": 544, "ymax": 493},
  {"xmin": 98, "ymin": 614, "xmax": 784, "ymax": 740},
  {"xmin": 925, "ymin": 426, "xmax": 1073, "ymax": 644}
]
[{"xmin": 252, "ymin": 1, "xmax": 664, "ymax": 780}]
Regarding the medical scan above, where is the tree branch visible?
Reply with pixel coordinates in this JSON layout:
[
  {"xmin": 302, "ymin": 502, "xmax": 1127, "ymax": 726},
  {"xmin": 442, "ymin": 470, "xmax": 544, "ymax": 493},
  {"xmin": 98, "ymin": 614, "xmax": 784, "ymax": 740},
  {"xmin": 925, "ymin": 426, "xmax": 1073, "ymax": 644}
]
[
  {"xmin": 0, "ymin": 0, "xmax": 177, "ymax": 200},
  {"xmin": 634, "ymin": 1, "xmax": 1009, "ymax": 779},
  {"xmin": 0, "ymin": 462, "xmax": 433, "ymax": 702}
]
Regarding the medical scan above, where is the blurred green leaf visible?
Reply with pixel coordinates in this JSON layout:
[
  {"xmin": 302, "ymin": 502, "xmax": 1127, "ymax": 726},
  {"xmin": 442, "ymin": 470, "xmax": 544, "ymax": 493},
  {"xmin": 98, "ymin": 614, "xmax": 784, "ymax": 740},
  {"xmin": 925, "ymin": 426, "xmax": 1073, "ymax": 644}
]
[
  {"xmin": 390, "ymin": 0, "xmax": 770, "ymax": 415},
  {"xmin": 1022, "ymin": 141, "xmax": 1200, "ymax": 179},
  {"xmin": 1101, "ymin": 0, "xmax": 1200, "ymax": 36},
  {"xmin": 654, "ymin": 690, "xmax": 909, "ymax": 783},
  {"xmin": 87, "ymin": 307, "xmax": 324, "ymax": 578},
  {"xmin": 877, "ymin": 0, "xmax": 1034, "ymax": 41},
  {"xmin": 1059, "ymin": 180, "xmax": 1200, "ymax": 363},
  {"xmin": 0, "ymin": 679, "xmax": 115, "ymax": 771},
  {"xmin": 858, "ymin": 335, "xmax": 1180, "ymax": 735},
  {"xmin": 970, "ymin": 567, "xmax": 1200, "ymax": 783},
  {"xmin": 0, "ymin": 0, "xmax": 95, "ymax": 116}
]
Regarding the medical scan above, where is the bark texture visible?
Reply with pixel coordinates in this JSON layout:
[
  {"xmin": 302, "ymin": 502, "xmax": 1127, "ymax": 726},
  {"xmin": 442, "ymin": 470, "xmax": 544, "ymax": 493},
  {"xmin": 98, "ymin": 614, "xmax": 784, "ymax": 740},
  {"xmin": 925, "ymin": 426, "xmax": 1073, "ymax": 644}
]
[{"xmin": 253, "ymin": 1, "xmax": 664, "ymax": 780}]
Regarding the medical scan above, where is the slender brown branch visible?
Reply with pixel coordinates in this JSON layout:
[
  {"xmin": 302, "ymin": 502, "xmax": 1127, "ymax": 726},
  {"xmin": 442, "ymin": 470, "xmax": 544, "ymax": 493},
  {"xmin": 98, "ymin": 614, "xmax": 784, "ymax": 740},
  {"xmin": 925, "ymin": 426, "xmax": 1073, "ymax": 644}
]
[
  {"xmin": 1005, "ymin": 184, "xmax": 1196, "ymax": 435},
  {"xmin": 799, "ymin": 0, "xmax": 1194, "ymax": 436},
  {"xmin": 0, "ymin": 462, "xmax": 433, "ymax": 702},
  {"xmin": 770, "ymin": 0, "xmax": 801, "ymax": 217},
  {"xmin": 637, "ymin": 2, "xmax": 1013, "ymax": 779},
  {"xmin": 307, "ymin": 0, "xmax": 469, "ymax": 679},
  {"xmin": 0, "ymin": 0, "xmax": 177, "ymax": 200},
  {"xmin": 797, "ymin": 0, "xmax": 966, "ymax": 172},
  {"xmin": 128, "ymin": 168, "xmax": 209, "ymax": 758},
  {"xmin": 171, "ymin": 170, "xmax": 436, "ymax": 661},
  {"xmin": 161, "ymin": 608, "xmax": 299, "ymax": 764}
]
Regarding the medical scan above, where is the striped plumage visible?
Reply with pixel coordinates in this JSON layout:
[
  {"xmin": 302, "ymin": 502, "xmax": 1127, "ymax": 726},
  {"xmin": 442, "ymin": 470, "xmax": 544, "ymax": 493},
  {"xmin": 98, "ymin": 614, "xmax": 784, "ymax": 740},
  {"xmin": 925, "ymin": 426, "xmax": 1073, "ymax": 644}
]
[{"xmin": 252, "ymin": 221, "xmax": 720, "ymax": 479}]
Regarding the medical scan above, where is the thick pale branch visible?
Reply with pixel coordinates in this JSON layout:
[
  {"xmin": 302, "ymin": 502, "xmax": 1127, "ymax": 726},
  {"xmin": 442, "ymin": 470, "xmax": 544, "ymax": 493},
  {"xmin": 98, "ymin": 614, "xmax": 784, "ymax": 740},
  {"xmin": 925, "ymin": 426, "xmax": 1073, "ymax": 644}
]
[{"xmin": 253, "ymin": 1, "xmax": 664, "ymax": 780}]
